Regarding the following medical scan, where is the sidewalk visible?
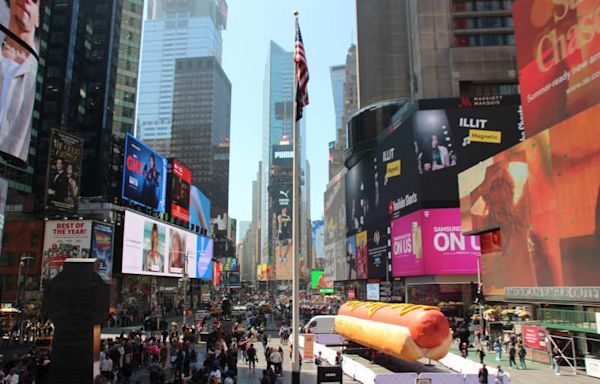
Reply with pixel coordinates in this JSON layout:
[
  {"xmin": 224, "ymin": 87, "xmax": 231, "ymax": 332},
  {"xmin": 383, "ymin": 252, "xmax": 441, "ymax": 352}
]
[{"xmin": 449, "ymin": 344, "xmax": 597, "ymax": 384}]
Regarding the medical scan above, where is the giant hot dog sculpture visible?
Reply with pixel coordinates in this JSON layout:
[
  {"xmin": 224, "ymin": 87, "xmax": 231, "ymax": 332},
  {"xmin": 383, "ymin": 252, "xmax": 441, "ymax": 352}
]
[{"xmin": 335, "ymin": 301, "xmax": 452, "ymax": 361}]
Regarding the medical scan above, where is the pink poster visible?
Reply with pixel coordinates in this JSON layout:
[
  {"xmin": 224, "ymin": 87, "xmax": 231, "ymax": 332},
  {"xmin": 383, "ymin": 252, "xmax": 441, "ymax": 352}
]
[
  {"xmin": 392, "ymin": 208, "xmax": 480, "ymax": 277},
  {"xmin": 422, "ymin": 208, "xmax": 480, "ymax": 275},
  {"xmin": 391, "ymin": 210, "xmax": 425, "ymax": 277}
]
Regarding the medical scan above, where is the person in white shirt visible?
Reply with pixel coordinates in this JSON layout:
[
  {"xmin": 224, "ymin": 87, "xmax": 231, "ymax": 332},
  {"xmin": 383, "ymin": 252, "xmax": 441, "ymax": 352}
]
[
  {"xmin": 100, "ymin": 357, "xmax": 113, "ymax": 382},
  {"xmin": 269, "ymin": 348, "xmax": 283, "ymax": 375},
  {"xmin": 209, "ymin": 366, "xmax": 222, "ymax": 383}
]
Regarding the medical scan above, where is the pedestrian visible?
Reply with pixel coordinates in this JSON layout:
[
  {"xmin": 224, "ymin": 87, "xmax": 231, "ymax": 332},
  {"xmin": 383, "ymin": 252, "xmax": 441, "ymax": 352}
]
[
  {"xmin": 551, "ymin": 347, "xmax": 561, "ymax": 375},
  {"xmin": 247, "ymin": 343, "xmax": 257, "ymax": 370},
  {"xmin": 209, "ymin": 364, "xmax": 221, "ymax": 384},
  {"xmin": 270, "ymin": 347, "xmax": 283, "ymax": 376},
  {"xmin": 478, "ymin": 363, "xmax": 489, "ymax": 384},
  {"xmin": 518, "ymin": 343, "xmax": 527, "ymax": 369},
  {"xmin": 260, "ymin": 369, "xmax": 271, "ymax": 384},
  {"xmin": 100, "ymin": 355, "xmax": 114, "ymax": 382},
  {"xmin": 265, "ymin": 347, "xmax": 272, "ymax": 372},
  {"xmin": 315, "ymin": 351, "xmax": 323, "ymax": 366},
  {"xmin": 508, "ymin": 344, "xmax": 516, "ymax": 368},
  {"xmin": 503, "ymin": 333, "xmax": 510, "ymax": 353},
  {"xmin": 460, "ymin": 342, "xmax": 469, "ymax": 359},
  {"xmin": 261, "ymin": 333, "xmax": 269, "ymax": 350},
  {"xmin": 494, "ymin": 338, "xmax": 502, "ymax": 361},
  {"xmin": 335, "ymin": 351, "xmax": 343, "ymax": 366},
  {"xmin": 477, "ymin": 345, "xmax": 486, "ymax": 364},
  {"xmin": 495, "ymin": 365, "xmax": 506, "ymax": 384}
]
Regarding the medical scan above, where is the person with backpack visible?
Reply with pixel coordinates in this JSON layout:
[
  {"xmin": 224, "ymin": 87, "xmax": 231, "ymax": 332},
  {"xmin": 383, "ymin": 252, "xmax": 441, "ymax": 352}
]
[{"xmin": 518, "ymin": 343, "xmax": 527, "ymax": 369}]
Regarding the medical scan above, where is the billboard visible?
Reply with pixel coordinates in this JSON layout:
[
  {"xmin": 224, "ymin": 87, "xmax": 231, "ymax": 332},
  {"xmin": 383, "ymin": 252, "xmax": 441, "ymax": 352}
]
[
  {"xmin": 275, "ymin": 243, "xmax": 292, "ymax": 281},
  {"xmin": 513, "ymin": 0, "xmax": 600, "ymax": 136},
  {"xmin": 257, "ymin": 263, "xmax": 273, "ymax": 281},
  {"xmin": 45, "ymin": 130, "xmax": 84, "ymax": 211},
  {"xmin": 122, "ymin": 210, "xmax": 213, "ymax": 279},
  {"xmin": 0, "ymin": 0, "xmax": 41, "ymax": 163},
  {"xmin": 122, "ymin": 134, "xmax": 167, "ymax": 212},
  {"xmin": 522, "ymin": 325, "xmax": 548, "ymax": 351},
  {"xmin": 189, "ymin": 185, "xmax": 211, "ymax": 232},
  {"xmin": 367, "ymin": 222, "xmax": 389, "ymax": 280},
  {"xmin": 42, "ymin": 221, "xmax": 93, "ymax": 282},
  {"xmin": 355, "ymin": 230, "xmax": 368, "ymax": 279},
  {"xmin": 324, "ymin": 169, "xmax": 346, "ymax": 281},
  {"xmin": 344, "ymin": 235, "xmax": 357, "ymax": 280},
  {"xmin": 366, "ymin": 283, "xmax": 380, "ymax": 301},
  {"xmin": 459, "ymin": 104, "xmax": 600, "ymax": 295},
  {"xmin": 311, "ymin": 270, "xmax": 334, "ymax": 293},
  {"xmin": 311, "ymin": 220, "xmax": 325, "ymax": 270},
  {"xmin": 0, "ymin": 178, "xmax": 6, "ymax": 257},
  {"xmin": 168, "ymin": 160, "xmax": 191, "ymax": 223},
  {"xmin": 391, "ymin": 208, "xmax": 480, "ymax": 277},
  {"xmin": 91, "ymin": 222, "xmax": 114, "ymax": 281}
]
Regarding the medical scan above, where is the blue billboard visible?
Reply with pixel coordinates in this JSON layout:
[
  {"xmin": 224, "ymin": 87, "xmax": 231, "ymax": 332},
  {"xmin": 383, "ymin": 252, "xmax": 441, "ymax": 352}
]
[
  {"xmin": 196, "ymin": 236, "xmax": 213, "ymax": 279},
  {"xmin": 91, "ymin": 222, "xmax": 114, "ymax": 281},
  {"xmin": 189, "ymin": 185, "xmax": 211, "ymax": 231},
  {"xmin": 122, "ymin": 134, "xmax": 167, "ymax": 212}
]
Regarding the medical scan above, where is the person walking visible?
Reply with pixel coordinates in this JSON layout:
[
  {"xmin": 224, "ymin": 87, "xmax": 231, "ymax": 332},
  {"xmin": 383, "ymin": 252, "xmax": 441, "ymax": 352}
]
[
  {"xmin": 270, "ymin": 347, "xmax": 283, "ymax": 376},
  {"xmin": 552, "ymin": 347, "xmax": 561, "ymax": 375},
  {"xmin": 495, "ymin": 365, "xmax": 506, "ymax": 384},
  {"xmin": 478, "ymin": 363, "xmax": 489, "ymax": 384},
  {"xmin": 477, "ymin": 345, "xmax": 486, "ymax": 364},
  {"xmin": 494, "ymin": 338, "xmax": 502, "ymax": 361},
  {"xmin": 335, "ymin": 351, "xmax": 343, "ymax": 366},
  {"xmin": 518, "ymin": 344, "xmax": 527, "ymax": 369},
  {"xmin": 508, "ymin": 344, "xmax": 517, "ymax": 368},
  {"xmin": 246, "ymin": 343, "xmax": 257, "ymax": 371},
  {"xmin": 460, "ymin": 342, "xmax": 469, "ymax": 359}
]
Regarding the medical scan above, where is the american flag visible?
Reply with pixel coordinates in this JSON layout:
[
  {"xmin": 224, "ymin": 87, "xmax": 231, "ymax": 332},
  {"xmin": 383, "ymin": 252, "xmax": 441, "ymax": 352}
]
[{"xmin": 294, "ymin": 18, "xmax": 309, "ymax": 121}]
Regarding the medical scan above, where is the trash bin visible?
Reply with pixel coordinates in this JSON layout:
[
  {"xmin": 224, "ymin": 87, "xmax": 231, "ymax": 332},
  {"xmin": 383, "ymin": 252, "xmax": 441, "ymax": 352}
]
[{"xmin": 317, "ymin": 365, "xmax": 343, "ymax": 384}]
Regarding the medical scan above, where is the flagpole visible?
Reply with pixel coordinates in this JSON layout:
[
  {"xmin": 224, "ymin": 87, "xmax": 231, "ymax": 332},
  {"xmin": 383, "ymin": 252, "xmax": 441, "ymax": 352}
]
[{"xmin": 291, "ymin": 10, "xmax": 301, "ymax": 384}]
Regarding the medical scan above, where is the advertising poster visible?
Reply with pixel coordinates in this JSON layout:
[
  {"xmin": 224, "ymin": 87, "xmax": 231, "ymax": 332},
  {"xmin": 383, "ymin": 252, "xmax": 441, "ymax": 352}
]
[
  {"xmin": 303, "ymin": 334, "xmax": 315, "ymax": 361},
  {"xmin": 91, "ymin": 222, "xmax": 113, "ymax": 281},
  {"xmin": 45, "ymin": 130, "xmax": 84, "ymax": 211},
  {"xmin": 189, "ymin": 185, "xmax": 211, "ymax": 232},
  {"xmin": 168, "ymin": 160, "xmax": 191, "ymax": 222},
  {"xmin": 311, "ymin": 270, "xmax": 334, "ymax": 293},
  {"xmin": 122, "ymin": 134, "xmax": 167, "ymax": 212},
  {"xmin": 421, "ymin": 208, "xmax": 480, "ymax": 275},
  {"xmin": 273, "ymin": 182, "xmax": 292, "ymax": 244},
  {"xmin": 324, "ymin": 169, "xmax": 346, "ymax": 281},
  {"xmin": 391, "ymin": 210, "xmax": 425, "ymax": 277},
  {"xmin": 345, "ymin": 155, "xmax": 375, "ymax": 234},
  {"xmin": 367, "ymin": 223, "xmax": 389, "ymax": 280},
  {"xmin": 344, "ymin": 235, "xmax": 357, "ymax": 280},
  {"xmin": 323, "ymin": 243, "xmax": 336, "ymax": 284},
  {"xmin": 275, "ymin": 243, "xmax": 292, "ymax": 281},
  {"xmin": 42, "ymin": 221, "xmax": 93, "ymax": 282},
  {"xmin": 459, "ymin": 104, "xmax": 600, "ymax": 295},
  {"xmin": 311, "ymin": 220, "xmax": 325, "ymax": 270},
  {"xmin": 0, "ymin": 178, "xmax": 6, "ymax": 256},
  {"xmin": 355, "ymin": 230, "xmax": 368, "ymax": 279},
  {"xmin": 522, "ymin": 325, "xmax": 548, "ymax": 351},
  {"xmin": 366, "ymin": 283, "xmax": 380, "ymax": 301},
  {"xmin": 0, "ymin": 0, "xmax": 41, "ymax": 163},
  {"xmin": 413, "ymin": 109, "xmax": 458, "ymax": 174},
  {"xmin": 513, "ymin": 0, "xmax": 600, "ymax": 136},
  {"xmin": 122, "ymin": 210, "xmax": 212, "ymax": 278}
]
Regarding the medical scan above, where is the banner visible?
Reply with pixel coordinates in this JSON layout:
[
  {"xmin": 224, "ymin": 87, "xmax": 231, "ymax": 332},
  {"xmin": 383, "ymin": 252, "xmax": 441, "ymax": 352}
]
[
  {"xmin": 122, "ymin": 134, "xmax": 167, "ymax": 212},
  {"xmin": 0, "ymin": 0, "xmax": 41, "ymax": 163},
  {"xmin": 91, "ymin": 222, "xmax": 113, "ymax": 281},
  {"xmin": 513, "ymin": 0, "xmax": 600, "ymax": 136},
  {"xmin": 42, "ymin": 221, "xmax": 93, "ymax": 282},
  {"xmin": 522, "ymin": 326, "xmax": 548, "ymax": 351},
  {"xmin": 303, "ymin": 334, "xmax": 315, "ymax": 361},
  {"xmin": 45, "ymin": 130, "xmax": 84, "ymax": 211}
]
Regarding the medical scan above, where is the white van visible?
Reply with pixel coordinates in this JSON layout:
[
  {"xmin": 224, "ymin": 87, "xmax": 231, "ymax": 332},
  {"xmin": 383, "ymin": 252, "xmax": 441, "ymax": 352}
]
[{"xmin": 305, "ymin": 315, "xmax": 337, "ymax": 334}]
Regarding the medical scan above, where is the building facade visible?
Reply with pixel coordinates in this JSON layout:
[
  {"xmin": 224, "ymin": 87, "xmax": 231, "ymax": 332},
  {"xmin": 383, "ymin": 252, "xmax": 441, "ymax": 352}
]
[{"xmin": 136, "ymin": 0, "xmax": 227, "ymax": 155}]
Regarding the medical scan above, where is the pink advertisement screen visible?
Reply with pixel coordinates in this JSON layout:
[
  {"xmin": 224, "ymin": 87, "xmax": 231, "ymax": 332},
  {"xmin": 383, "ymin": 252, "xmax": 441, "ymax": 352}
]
[{"xmin": 392, "ymin": 208, "xmax": 479, "ymax": 277}]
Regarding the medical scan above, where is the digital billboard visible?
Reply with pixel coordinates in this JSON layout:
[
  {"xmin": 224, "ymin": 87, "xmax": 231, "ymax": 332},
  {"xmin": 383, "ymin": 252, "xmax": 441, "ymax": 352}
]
[
  {"xmin": 311, "ymin": 220, "xmax": 325, "ymax": 270},
  {"xmin": 42, "ymin": 221, "xmax": 93, "ymax": 283},
  {"xmin": 122, "ymin": 210, "xmax": 213, "ymax": 279},
  {"xmin": 345, "ymin": 155, "xmax": 375, "ymax": 234},
  {"xmin": 122, "ymin": 134, "xmax": 167, "ymax": 212},
  {"xmin": 459, "ymin": 104, "xmax": 600, "ymax": 296},
  {"xmin": 91, "ymin": 222, "xmax": 113, "ymax": 281},
  {"xmin": 189, "ymin": 185, "xmax": 211, "ymax": 232},
  {"xmin": 0, "ymin": 0, "xmax": 41, "ymax": 163},
  {"xmin": 168, "ymin": 159, "xmax": 191, "ymax": 222},
  {"xmin": 391, "ymin": 208, "xmax": 480, "ymax": 277},
  {"xmin": 513, "ymin": 0, "xmax": 600, "ymax": 136},
  {"xmin": 45, "ymin": 130, "xmax": 84, "ymax": 211},
  {"xmin": 0, "ymin": 178, "xmax": 7, "ymax": 258},
  {"xmin": 366, "ymin": 283, "xmax": 380, "ymax": 301},
  {"xmin": 355, "ymin": 230, "xmax": 368, "ymax": 279},
  {"xmin": 367, "ymin": 222, "xmax": 389, "ymax": 280},
  {"xmin": 324, "ymin": 169, "xmax": 346, "ymax": 282},
  {"xmin": 311, "ymin": 270, "xmax": 334, "ymax": 293}
]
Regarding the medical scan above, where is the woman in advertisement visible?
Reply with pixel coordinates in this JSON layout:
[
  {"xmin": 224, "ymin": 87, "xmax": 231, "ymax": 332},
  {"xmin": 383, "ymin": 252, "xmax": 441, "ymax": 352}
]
[
  {"xmin": 169, "ymin": 230, "xmax": 185, "ymax": 274},
  {"xmin": 141, "ymin": 153, "xmax": 161, "ymax": 209},
  {"xmin": 65, "ymin": 163, "xmax": 79, "ymax": 205},
  {"xmin": 144, "ymin": 223, "xmax": 163, "ymax": 273},
  {"xmin": 0, "ymin": 0, "xmax": 40, "ymax": 163}
]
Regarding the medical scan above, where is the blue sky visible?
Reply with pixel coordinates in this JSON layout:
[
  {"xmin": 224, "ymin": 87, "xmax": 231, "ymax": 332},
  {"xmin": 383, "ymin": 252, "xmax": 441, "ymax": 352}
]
[{"xmin": 222, "ymin": 1, "xmax": 356, "ymax": 223}]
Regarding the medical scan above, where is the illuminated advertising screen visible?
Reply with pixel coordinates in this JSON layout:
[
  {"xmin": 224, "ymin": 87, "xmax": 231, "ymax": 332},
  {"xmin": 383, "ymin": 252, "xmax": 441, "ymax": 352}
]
[
  {"xmin": 367, "ymin": 222, "xmax": 389, "ymax": 280},
  {"xmin": 91, "ymin": 222, "xmax": 113, "ymax": 281},
  {"xmin": 45, "ymin": 130, "xmax": 84, "ymax": 211},
  {"xmin": 345, "ymin": 155, "xmax": 375, "ymax": 234},
  {"xmin": 344, "ymin": 235, "xmax": 357, "ymax": 280},
  {"xmin": 324, "ymin": 170, "xmax": 346, "ymax": 282},
  {"xmin": 122, "ymin": 210, "xmax": 213, "ymax": 279},
  {"xmin": 42, "ymin": 221, "xmax": 93, "ymax": 283},
  {"xmin": 0, "ymin": 0, "xmax": 42, "ymax": 163},
  {"xmin": 391, "ymin": 208, "xmax": 480, "ymax": 277},
  {"xmin": 513, "ymin": 0, "xmax": 600, "ymax": 136},
  {"xmin": 122, "ymin": 134, "xmax": 167, "ymax": 212},
  {"xmin": 311, "ymin": 270, "xmax": 334, "ymax": 293},
  {"xmin": 355, "ymin": 230, "xmax": 368, "ymax": 279},
  {"xmin": 0, "ymin": 178, "xmax": 6, "ymax": 257},
  {"xmin": 168, "ymin": 159, "xmax": 191, "ymax": 222},
  {"xmin": 189, "ymin": 185, "xmax": 211, "ymax": 231},
  {"xmin": 459, "ymin": 104, "xmax": 600, "ymax": 296},
  {"xmin": 311, "ymin": 220, "xmax": 325, "ymax": 270},
  {"xmin": 366, "ymin": 283, "xmax": 380, "ymax": 301}
]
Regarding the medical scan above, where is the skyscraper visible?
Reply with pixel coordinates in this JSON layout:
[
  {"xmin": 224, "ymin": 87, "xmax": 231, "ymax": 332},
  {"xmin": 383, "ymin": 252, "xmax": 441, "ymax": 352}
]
[
  {"xmin": 170, "ymin": 57, "xmax": 231, "ymax": 216},
  {"xmin": 136, "ymin": 0, "xmax": 228, "ymax": 155},
  {"xmin": 356, "ymin": 0, "xmax": 518, "ymax": 107},
  {"xmin": 330, "ymin": 65, "xmax": 346, "ymax": 133}
]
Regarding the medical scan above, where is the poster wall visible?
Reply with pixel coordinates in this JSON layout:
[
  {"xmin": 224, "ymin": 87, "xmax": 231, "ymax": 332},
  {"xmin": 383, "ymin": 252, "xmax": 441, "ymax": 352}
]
[
  {"xmin": 513, "ymin": 0, "xmax": 600, "ymax": 136},
  {"xmin": 189, "ymin": 185, "xmax": 211, "ymax": 232},
  {"xmin": 391, "ymin": 208, "xmax": 480, "ymax": 277},
  {"xmin": 42, "ymin": 221, "xmax": 93, "ymax": 282},
  {"xmin": 122, "ymin": 210, "xmax": 213, "ymax": 279},
  {"xmin": 45, "ymin": 130, "xmax": 84, "ymax": 211},
  {"xmin": 459, "ymin": 104, "xmax": 600, "ymax": 295},
  {"xmin": 0, "ymin": 0, "xmax": 41, "ymax": 163},
  {"xmin": 168, "ymin": 160, "xmax": 191, "ymax": 222},
  {"xmin": 122, "ymin": 134, "xmax": 167, "ymax": 212},
  {"xmin": 91, "ymin": 222, "xmax": 113, "ymax": 281}
]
